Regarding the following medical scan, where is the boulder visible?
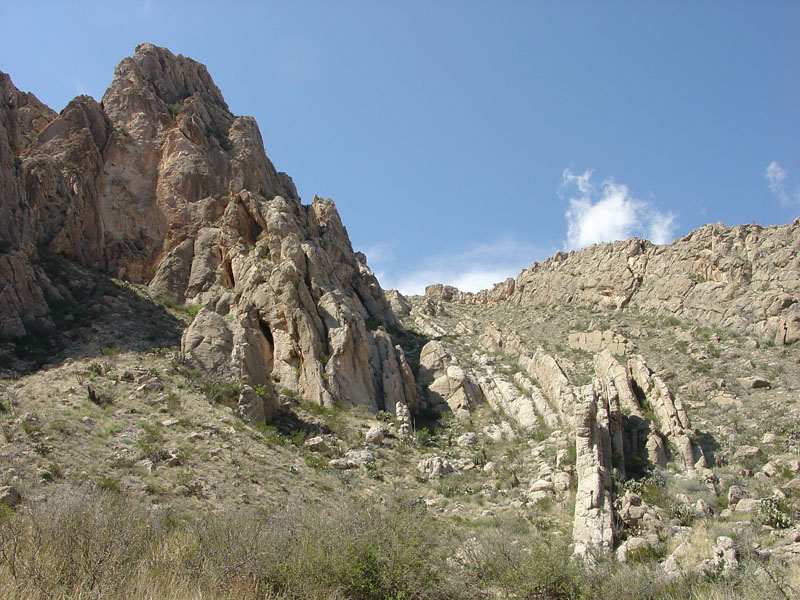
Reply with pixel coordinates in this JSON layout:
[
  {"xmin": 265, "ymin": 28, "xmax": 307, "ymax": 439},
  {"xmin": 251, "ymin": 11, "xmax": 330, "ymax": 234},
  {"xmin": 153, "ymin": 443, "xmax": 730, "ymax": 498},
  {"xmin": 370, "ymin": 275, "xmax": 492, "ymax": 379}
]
[
  {"xmin": 456, "ymin": 433, "xmax": 478, "ymax": 447},
  {"xmin": 417, "ymin": 456, "xmax": 455, "ymax": 479},
  {"xmin": 344, "ymin": 449, "xmax": 375, "ymax": 467},
  {"xmin": 365, "ymin": 426, "xmax": 385, "ymax": 445},
  {"xmin": 727, "ymin": 485, "xmax": 746, "ymax": 506},
  {"xmin": 0, "ymin": 486, "xmax": 21, "ymax": 508},
  {"xmin": 736, "ymin": 376, "xmax": 771, "ymax": 390},
  {"xmin": 329, "ymin": 458, "xmax": 358, "ymax": 470},
  {"xmin": 733, "ymin": 446, "xmax": 762, "ymax": 461},
  {"xmin": 304, "ymin": 436, "xmax": 333, "ymax": 456}
]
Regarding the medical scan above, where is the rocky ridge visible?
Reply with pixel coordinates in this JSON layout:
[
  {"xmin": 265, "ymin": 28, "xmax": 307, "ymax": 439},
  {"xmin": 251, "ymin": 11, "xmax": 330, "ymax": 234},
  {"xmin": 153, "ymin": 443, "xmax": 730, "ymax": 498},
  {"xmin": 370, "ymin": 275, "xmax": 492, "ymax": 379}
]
[
  {"xmin": 0, "ymin": 44, "xmax": 415, "ymax": 419},
  {"xmin": 425, "ymin": 221, "xmax": 800, "ymax": 345}
]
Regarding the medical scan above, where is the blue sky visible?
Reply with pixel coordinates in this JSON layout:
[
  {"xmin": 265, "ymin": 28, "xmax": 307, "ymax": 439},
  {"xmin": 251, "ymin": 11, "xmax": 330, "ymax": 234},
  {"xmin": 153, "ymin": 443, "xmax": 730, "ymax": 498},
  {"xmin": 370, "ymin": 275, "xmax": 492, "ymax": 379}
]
[{"xmin": 2, "ymin": 1, "xmax": 798, "ymax": 294}]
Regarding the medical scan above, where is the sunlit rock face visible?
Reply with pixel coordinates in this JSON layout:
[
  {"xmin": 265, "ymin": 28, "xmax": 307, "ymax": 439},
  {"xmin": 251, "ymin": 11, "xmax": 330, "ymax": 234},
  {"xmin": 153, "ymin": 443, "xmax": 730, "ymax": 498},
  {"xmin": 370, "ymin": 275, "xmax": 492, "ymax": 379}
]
[{"xmin": 0, "ymin": 44, "xmax": 417, "ymax": 421}]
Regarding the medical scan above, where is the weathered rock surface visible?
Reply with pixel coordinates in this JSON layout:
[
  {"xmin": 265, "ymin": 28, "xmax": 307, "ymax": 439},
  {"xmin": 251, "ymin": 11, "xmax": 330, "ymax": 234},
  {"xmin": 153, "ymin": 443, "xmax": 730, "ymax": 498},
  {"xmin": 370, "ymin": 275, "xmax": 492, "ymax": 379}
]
[
  {"xmin": 365, "ymin": 426, "xmax": 385, "ymax": 445},
  {"xmin": 572, "ymin": 385, "xmax": 615, "ymax": 555},
  {"xmin": 520, "ymin": 348, "xmax": 576, "ymax": 423},
  {"xmin": 569, "ymin": 330, "xmax": 632, "ymax": 355},
  {"xmin": 478, "ymin": 370, "xmax": 542, "ymax": 431},
  {"xmin": 417, "ymin": 456, "xmax": 455, "ymax": 479},
  {"xmin": 419, "ymin": 341, "xmax": 483, "ymax": 415},
  {"xmin": 628, "ymin": 355, "xmax": 705, "ymax": 469},
  {"xmin": 425, "ymin": 221, "xmax": 800, "ymax": 344},
  {"xmin": 1, "ymin": 45, "xmax": 415, "ymax": 422}
]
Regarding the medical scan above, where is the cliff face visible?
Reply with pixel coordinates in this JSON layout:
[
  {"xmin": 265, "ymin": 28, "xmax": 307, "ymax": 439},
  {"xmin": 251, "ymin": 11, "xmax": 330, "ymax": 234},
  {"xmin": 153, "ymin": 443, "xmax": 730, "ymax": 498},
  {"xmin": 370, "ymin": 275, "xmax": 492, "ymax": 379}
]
[
  {"xmin": 426, "ymin": 220, "xmax": 800, "ymax": 345},
  {"xmin": 0, "ymin": 44, "xmax": 416, "ymax": 416},
  {"xmin": 0, "ymin": 71, "xmax": 58, "ymax": 338}
]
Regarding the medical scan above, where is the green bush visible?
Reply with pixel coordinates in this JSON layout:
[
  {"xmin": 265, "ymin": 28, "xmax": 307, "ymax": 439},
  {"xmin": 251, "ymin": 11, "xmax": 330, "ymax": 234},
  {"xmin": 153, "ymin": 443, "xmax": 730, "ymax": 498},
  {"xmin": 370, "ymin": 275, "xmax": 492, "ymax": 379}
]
[
  {"xmin": 757, "ymin": 497, "xmax": 793, "ymax": 529},
  {"xmin": 97, "ymin": 476, "xmax": 121, "ymax": 492},
  {"xmin": 200, "ymin": 380, "xmax": 241, "ymax": 409}
]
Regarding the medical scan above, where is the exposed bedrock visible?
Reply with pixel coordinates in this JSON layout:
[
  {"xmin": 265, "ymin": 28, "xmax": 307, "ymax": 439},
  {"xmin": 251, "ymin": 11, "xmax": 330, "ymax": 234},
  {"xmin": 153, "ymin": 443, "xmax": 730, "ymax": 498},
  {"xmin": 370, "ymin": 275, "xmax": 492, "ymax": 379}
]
[
  {"xmin": 0, "ymin": 45, "xmax": 414, "ymax": 422},
  {"xmin": 425, "ymin": 221, "xmax": 800, "ymax": 344}
]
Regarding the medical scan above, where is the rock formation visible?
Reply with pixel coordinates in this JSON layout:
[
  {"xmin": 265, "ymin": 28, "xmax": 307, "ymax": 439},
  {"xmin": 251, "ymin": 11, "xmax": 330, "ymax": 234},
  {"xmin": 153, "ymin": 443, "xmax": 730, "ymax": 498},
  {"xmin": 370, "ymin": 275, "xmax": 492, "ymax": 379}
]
[
  {"xmin": 420, "ymin": 319, "xmax": 711, "ymax": 555},
  {"xmin": 572, "ymin": 385, "xmax": 615, "ymax": 556},
  {"xmin": 425, "ymin": 221, "xmax": 800, "ymax": 344},
  {"xmin": 569, "ymin": 330, "xmax": 632, "ymax": 355},
  {"xmin": 418, "ymin": 340, "xmax": 483, "ymax": 416},
  {"xmin": 0, "ymin": 44, "xmax": 416, "ymax": 420},
  {"xmin": 628, "ymin": 354, "xmax": 706, "ymax": 469}
]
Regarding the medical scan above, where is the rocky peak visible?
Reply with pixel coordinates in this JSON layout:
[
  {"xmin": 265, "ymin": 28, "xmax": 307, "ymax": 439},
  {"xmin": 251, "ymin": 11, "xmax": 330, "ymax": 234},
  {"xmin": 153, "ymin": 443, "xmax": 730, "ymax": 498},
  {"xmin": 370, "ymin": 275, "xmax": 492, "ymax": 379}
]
[{"xmin": 0, "ymin": 45, "xmax": 416, "ymax": 421}]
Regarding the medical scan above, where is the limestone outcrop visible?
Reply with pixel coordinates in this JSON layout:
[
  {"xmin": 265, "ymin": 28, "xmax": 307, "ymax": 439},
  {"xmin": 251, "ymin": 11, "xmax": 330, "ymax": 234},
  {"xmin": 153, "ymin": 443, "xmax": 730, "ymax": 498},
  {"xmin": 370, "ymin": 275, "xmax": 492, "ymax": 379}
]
[
  {"xmin": 0, "ymin": 45, "xmax": 415, "ymax": 420},
  {"xmin": 572, "ymin": 385, "xmax": 615, "ymax": 555},
  {"xmin": 418, "ymin": 341, "xmax": 483, "ymax": 416},
  {"xmin": 520, "ymin": 348, "xmax": 576, "ymax": 423},
  {"xmin": 628, "ymin": 355, "xmax": 706, "ymax": 469},
  {"xmin": 424, "ymin": 221, "xmax": 800, "ymax": 344},
  {"xmin": 593, "ymin": 350, "xmax": 667, "ymax": 469},
  {"xmin": 569, "ymin": 330, "xmax": 632, "ymax": 355},
  {"xmin": 478, "ymin": 369, "xmax": 541, "ymax": 431}
]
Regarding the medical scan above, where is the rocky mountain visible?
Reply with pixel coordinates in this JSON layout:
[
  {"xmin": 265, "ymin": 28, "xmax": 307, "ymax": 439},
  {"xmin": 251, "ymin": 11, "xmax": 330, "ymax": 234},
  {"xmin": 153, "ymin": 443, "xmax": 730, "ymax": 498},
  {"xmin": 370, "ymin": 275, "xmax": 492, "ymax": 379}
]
[
  {"xmin": 425, "ymin": 220, "xmax": 800, "ymax": 345},
  {"xmin": 1, "ymin": 44, "xmax": 799, "ymax": 600},
  {"xmin": 0, "ymin": 43, "xmax": 416, "ymax": 422}
]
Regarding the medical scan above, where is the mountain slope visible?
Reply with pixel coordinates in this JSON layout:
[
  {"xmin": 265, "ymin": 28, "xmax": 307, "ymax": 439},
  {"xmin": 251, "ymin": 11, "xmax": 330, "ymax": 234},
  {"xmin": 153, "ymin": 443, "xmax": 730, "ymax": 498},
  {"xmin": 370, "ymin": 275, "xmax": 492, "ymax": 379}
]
[{"xmin": 0, "ymin": 44, "xmax": 415, "ymax": 419}]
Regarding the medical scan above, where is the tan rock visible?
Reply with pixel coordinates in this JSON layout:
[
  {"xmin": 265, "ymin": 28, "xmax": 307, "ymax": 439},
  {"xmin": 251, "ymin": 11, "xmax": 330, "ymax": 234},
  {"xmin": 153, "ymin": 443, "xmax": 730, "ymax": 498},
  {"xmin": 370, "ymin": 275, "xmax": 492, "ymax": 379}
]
[
  {"xmin": 305, "ymin": 436, "xmax": 333, "ymax": 456},
  {"xmin": 479, "ymin": 371, "xmax": 543, "ymax": 431},
  {"xmin": 395, "ymin": 401, "xmax": 412, "ymax": 436},
  {"xmin": 423, "ymin": 221, "xmax": 800, "ymax": 345},
  {"xmin": 1, "ymin": 46, "xmax": 414, "ymax": 428},
  {"xmin": 733, "ymin": 446, "xmax": 762, "ymax": 461},
  {"xmin": 365, "ymin": 426, "xmax": 385, "ymax": 445},
  {"xmin": 417, "ymin": 456, "xmax": 455, "ymax": 479},
  {"xmin": 569, "ymin": 330, "xmax": 632, "ymax": 355},
  {"xmin": 628, "ymin": 355, "xmax": 705, "ymax": 470},
  {"xmin": 522, "ymin": 347, "xmax": 576, "ymax": 423},
  {"xmin": 572, "ymin": 386, "xmax": 615, "ymax": 555},
  {"xmin": 736, "ymin": 376, "xmax": 771, "ymax": 389}
]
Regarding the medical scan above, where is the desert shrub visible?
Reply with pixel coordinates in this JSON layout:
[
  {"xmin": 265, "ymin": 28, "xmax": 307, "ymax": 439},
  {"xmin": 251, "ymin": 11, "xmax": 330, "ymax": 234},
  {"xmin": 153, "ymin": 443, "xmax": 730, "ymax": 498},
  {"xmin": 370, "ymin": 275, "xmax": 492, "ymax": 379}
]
[
  {"xmin": 87, "ymin": 361, "xmax": 106, "ymax": 376},
  {"xmin": 87, "ymin": 385, "xmax": 113, "ymax": 407},
  {"xmin": 625, "ymin": 471, "xmax": 668, "ymax": 506},
  {"xmin": 200, "ymin": 380, "xmax": 241, "ymax": 409},
  {"xmin": 137, "ymin": 420, "xmax": 168, "ymax": 461},
  {"xmin": 757, "ymin": 497, "xmax": 793, "ymax": 529},
  {"xmin": 0, "ymin": 485, "xmax": 157, "ymax": 598},
  {"xmin": 375, "ymin": 410, "xmax": 392, "ymax": 422},
  {"xmin": 460, "ymin": 530, "xmax": 586, "ymax": 599},
  {"xmin": 97, "ymin": 476, "xmax": 121, "ymax": 492},
  {"xmin": 670, "ymin": 503, "xmax": 696, "ymax": 527}
]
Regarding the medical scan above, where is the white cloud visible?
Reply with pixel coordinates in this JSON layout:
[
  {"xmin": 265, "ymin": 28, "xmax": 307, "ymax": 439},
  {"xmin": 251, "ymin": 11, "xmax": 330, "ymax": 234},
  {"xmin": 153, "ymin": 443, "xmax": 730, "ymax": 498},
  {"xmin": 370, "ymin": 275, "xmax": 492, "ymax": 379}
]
[
  {"xmin": 359, "ymin": 236, "xmax": 544, "ymax": 296},
  {"xmin": 359, "ymin": 242, "xmax": 393, "ymax": 268},
  {"xmin": 562, "ymin": 168, "xmax": 676, "ymax": 250},
  {"xmin": 647, "ymin": 211, "xmax": 676, "ymax": 245},
  {"xmin": 765, "ymin": 161, "xmax": 799, "ymax": 206}
]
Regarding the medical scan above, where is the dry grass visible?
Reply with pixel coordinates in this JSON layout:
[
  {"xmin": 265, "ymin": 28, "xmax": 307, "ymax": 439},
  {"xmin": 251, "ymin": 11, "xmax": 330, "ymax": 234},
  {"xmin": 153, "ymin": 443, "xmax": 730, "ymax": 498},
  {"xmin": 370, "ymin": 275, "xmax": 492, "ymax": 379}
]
[{"xmin": 2, "ymin": 484, "xmax": 797, "ymax": 600}]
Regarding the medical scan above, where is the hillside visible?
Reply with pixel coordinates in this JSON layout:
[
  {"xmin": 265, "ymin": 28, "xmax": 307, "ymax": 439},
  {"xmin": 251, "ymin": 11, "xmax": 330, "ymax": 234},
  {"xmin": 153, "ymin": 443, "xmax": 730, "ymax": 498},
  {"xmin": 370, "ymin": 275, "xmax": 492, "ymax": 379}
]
[{"xmin": 1, "ymin": 45, "xmax": 799, "ymax": 600}]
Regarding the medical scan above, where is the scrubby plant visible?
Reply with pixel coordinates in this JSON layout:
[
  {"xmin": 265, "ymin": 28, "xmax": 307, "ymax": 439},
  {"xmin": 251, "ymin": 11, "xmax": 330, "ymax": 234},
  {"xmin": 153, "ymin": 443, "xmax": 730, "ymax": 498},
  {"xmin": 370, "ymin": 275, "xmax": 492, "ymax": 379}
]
[
  {"xmin": 757, "ymin": 497, "xmax": 793, "ymax": 529},
  {"xmin": 200, "ymin": 380, "xmax": 241, "ymax": 409}
]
